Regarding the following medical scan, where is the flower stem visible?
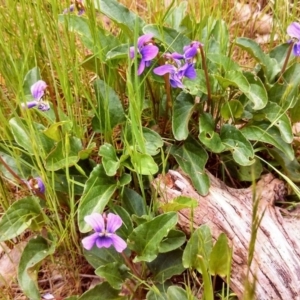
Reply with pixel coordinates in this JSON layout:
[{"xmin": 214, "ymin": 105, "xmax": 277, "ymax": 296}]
[
  {"xmin": 121, "ymin": 252, "xmax": 141, "ymax": 278},
  {"xmin": 163, "ymin": 73, "xmax": 172, "ymax": 134},
  {"xmin": 199, "ymin": 45, "xmax": 212, "ymax": 111},
  {"xmin": 278, "ymin": 42, "xmax": 294, "ymax": 82}
]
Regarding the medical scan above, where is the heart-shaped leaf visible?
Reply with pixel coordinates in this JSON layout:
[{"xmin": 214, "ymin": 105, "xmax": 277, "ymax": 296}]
[
  {"xmin": 170, "ymin": 136, "xmax": 209, "ymax": 195},
  {"xmin": 78, "ymin": 164, "xmax": 118, "ymax": 232},
  {"xmin": 220, "ymin": 124, "xmax": 254, "ymax": 166},
  {"xmin": 128, "ymin": 212, "xmax": 178, "ymax": 262},
  {"xmin": 18, "ymin": 234, "xmax": 56, "ymax": 300},
  {"xmin": 0, "ymin": 197, "xmax": 42, "ymax": 242},
  {"xmin": 172, "ymin": 92, "xmax": 195, "ymax": 141}
]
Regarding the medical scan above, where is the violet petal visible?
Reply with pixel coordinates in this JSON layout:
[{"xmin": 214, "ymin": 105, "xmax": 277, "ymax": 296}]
[
  {"xmin": 287, "ymin": 22, "xmax": 300, "ymax": 39},
  {"xmin": 21, "ymin": 101, "xmax": 38, "ymax": 109},
  {"xmin": 138, "ymin": 59, "xmax": 146, "ymax": 75},
  {"xmin": 137, "ymin": 34, "xmax": 154, "ymax": 49},
  {"xmin": 293, "ymin": 42, "xmax": 300, "ymax": 56},
  {"xmin": 110, "ymin": 234, "xmax": 127, "ymax": 253},
  {"xmin": 84, "ymin": 213, "xmax": 105, "ymax": 232},
  {"xmin": 129, "ymin": 46, "xmax": 135, "ymax": 59},
  {"xmin": 184, "ymin": 46, "xmax": 198, "ymax": 59},
  {"xmin": 106, "ymin": 213, "xmax": 123, "ymax": 233},
  {"xmin": 82, "ymin": 232, "xmax": 99, "ymax": 250},
  {"xmin": 184, "ymin": 63, "xmax": 197, "ymax": 79},
  {"xmin": 96, "ymin": 236, "xmax": 113, "ymax": 248},
  {"xmin": 35, "ymin": 177, "xmax": 45, "ymax": 193},
  {"xmin": 171, "ymin": 52, "xmax": 184, "ymax": 60},
  {"xmin": 153, "ymin": 64, "xmax": 176, "ymax": 76},
  {"xmin": 140, "ymin": 44, "xmax": 159, "ymax": 61},
  {"xmin": 31, "ymin": 80, "xmax": 47, "ymax": 100}
]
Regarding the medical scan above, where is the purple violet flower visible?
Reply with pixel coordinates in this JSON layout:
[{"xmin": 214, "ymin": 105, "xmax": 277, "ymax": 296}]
[
  {"xmin": 130, "ymin": 34, "xmax": 159, "ymax": 75},
  {"xmin": 172, "ymin": 41, "xmax": 202, "ymax": 62},
  {"xmin": 21, "ymin": 80, "xmax": 50, "ymax": 111},
  {"xmin": 82, "ymin": 212, "xmax": 127, "ymax": 253},
  {"xmin": 287, "ymin": 22, "xmax": 300, "ymax": 56},
  {"xmin": 26, "ymin": 177, "xmax": 46, "ymax": 194},
  {"xmin": 154, "ymin": 61, "xmax": 196, "ymax": 88},
  {"xmin": 63, "ymin": 0, "xmax": 84, "ymax": 15}
]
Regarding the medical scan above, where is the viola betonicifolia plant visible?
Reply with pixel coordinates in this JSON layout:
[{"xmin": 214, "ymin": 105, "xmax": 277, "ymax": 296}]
[{"xmin": 1, "ymin": 1, "xmax": 300, "ymax": 299}]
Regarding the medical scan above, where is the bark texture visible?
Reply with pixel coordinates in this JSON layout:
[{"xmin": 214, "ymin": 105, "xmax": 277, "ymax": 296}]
[{"xmin": 152, "ymin": 170, "xmax": 300, "ymax": 299}]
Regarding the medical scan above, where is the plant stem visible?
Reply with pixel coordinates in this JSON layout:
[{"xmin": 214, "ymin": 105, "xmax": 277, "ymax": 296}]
[
  {"xmin": 278, "ymin": 42, "xmax": 294, "ymax": 82},
  {"xmin": 163, "ymin": 73, "xmax": 172, "ymax": 134},
  {"xmin": 199, "ymin": 45, "xmax": 212, "ymax": 112},
  {"xmin": 0, "ymin": 155, "xmax": 46, "ymax": 201}
]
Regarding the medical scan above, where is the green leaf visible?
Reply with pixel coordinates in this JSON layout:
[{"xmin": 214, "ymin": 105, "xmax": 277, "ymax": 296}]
[
  {"xmin": 128, "ymin": 212, "xmax": 178, "ymax": 262},
  {"xmin": 130, "ymin": 151, "xmax": 158, "ymax": 175},
  {"xmin": 125, "ymin": 126, "xmax": 163, "ymax": 156},
  {"xmin": 83, "ymin": 246, "xmax": 123, "ymax": 270},
  {"xmin": 183, "ymin": 69, "xmax": 215, "ymax": 96},
  {"xmin": 159, "ymin": 229, "xmax": 186, "ymax": 253},
  {"xmin": 18, "ymin": 234, "xmax": 56, "ymax": 300},
  {"xmin": 207, "ymin": 53, "xmax": 240, "ymax": 72},
  {"xmin": 143, "ymin": 24, "xmax": 191, "ymax": 53},
  {"xmin": 209, "ymin": 19, "xmax": 229, "ymax": 55},
  {"xmin": 235, "ymin": 37, "xmax": 280, "ymax": 82},
  {"xmin": 221, "ymin": 155, "xmax": 263, "ymax": 182},
  {"xmin": 147, "ymin": 249, "xmax": 185, "ymax": 283},
  {"xmin": 164, "ymin": 1, "xmax": 188, "ymax": 31},
  {"xmin": 95, "ymin": 262, "xmax": 129, "ymax": 290},
  {"xmin": 78, "ymin": 282, "xmax": 125, "ymax": 300},
  {"xmin": 220, "ymin": 124, "xmax": 254, "ymax": 166},
  {"xmin": 45, "ymin": 136, "xmax": 82, "ymax": 171},
  {"xmin": 167, "ymin": 286, "xmax": 195, "ymax": 300},
  {"xmin": 99, "ymin": 143, "xmax": 120, "ymax": 176},
  {"xmin": 172, "ymin": 92, "xmax": 195, "ymax": 141},
  {"xmin": 216, "ymin": 70, "xmax": 267, "ymax": 110},
  {"xmin": 221, "ymin": 100, "xmax": 244, "ymax": 120},
  {"xmin": 9, "ymin": 118, "xmax": 54, "ymax": 156},
  {"xmin": 170, "ymin": 136, "xmax": 209, "ymax": 195},
  {"xmin": 0, "ymin": 197, "xmax": 42, "ymax": 242},
  {"xmin": 269, "ymin": 148, "xmax": 300, "ymax": 183},
  {"xmin": 92, "ymin": 79, "xmax": 126, "ymax": 133},
  {"xmin": 243, "ymin": 71, "xmax": 268, "ymax": 109},
  {"xmin": 268, "ymin": 63, "xmax": 300, "ymax": 109},
  {"xmin": 160, "ymin": 196, "xmax": 198, "ymax": 212},
  {"xmin": 199, "ymin": 113, "xmax": 225, "ymax": 153},
  {"xmin": 182, "ymin": 225, "xmax": 213, "ymax": 270},
  {"xmin": 43, "ymin": 121, "xmax": 71, "ymax": 141},
  {"xmin": 241, "ymin": 122, "xmax": 294, "ymax": 161},
  {"xmin": 78, "ymin": 164, "xmax": 118, "ymax": 232},
  {"xmin": 122, "ymin": 188, "xmax": 147, "ymax": 217},
  {"xmin": 106, "ymin": 44, "xmax": 129, "ymax": 61},
  {"xmin": 0, "ymin": 151, "xmax": 32, "ymax": 180},
  {"xmin": 209, "ymin": 233, "xmax": 231, "ymax": 276},
  {"xmin": 93, "ymin": 0, "xmax": 145, "ymax": 34},
  {"xmin": 257, "ymin": 102, "xmax": 293, "ymax": 143},
  {"xmin": 269, "ymin": 43, "xmax": 291, "ymax": 69}
]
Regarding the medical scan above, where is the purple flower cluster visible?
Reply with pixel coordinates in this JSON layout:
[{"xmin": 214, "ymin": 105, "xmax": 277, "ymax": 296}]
[
  {"xmin": 82, "ymin": 212, "xmax": 127, "ymax": 253},
  {"xmin": 63, "ymin": 0, "xmax": 85, "ymax": 15},
  {"xmin": 21, "ymin": 80, "xmax": 50, "ymax": 111},
  {"xmin": 287, "ymin": 22, "xmax": 300, "ymax": 56},
  {"xmin": 130, "ymin": 35, "xmax": 200, "ymax": 88}
]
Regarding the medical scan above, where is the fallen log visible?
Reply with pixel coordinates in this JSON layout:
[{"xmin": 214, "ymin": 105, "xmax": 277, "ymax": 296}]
[{"xmin": 152, "ymin": 170, "xmax": 300, "ymax": 299}]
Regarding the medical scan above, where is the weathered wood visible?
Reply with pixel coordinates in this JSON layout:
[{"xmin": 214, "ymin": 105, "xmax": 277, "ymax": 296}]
[{"xmin": 152, "ymin": 170, "xmax": 300, "ymax": 299}]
